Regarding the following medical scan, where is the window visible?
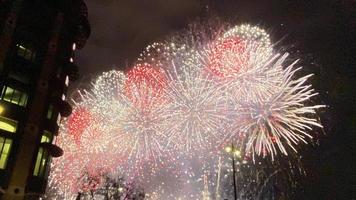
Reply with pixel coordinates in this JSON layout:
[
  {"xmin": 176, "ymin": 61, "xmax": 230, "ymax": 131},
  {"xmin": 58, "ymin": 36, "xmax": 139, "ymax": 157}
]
[
  {"xmin": 0, "ymin": 137, "xmax": 12, "ymax": 169},
  {"xmin": 16, "ymin": 44, "xmax": 36, "ymax": 61},
  {"xmin": 47, "ymin": 104, "xmax": 54, "ymax": 120},
  {"xmin": 0, "ymin": 116, "xmax": 17, "ymax": 133},
  {"xmin": 33, "ymin": 131, "xmax": 53, "ymax": 176},
  {"xmin": 33, "ymin": 147, "xmax": 48, "ymax": 177},
  {"xmin": 41, "ymin": 130, "xmax": 53, "ymax": 143},
  {"xmin": 8, "ymin": 71, "xmax": 30, "ymax": 84},
  {"xmin": 1, "ymin": 86, "xmax": 28, "ymax": 106}
]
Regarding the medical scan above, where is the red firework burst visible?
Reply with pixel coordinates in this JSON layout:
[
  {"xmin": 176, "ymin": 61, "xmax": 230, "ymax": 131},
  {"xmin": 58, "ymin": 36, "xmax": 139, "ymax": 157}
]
[
  {"xmin": 124, "ymin": 63, "xmax": 168, "ymax": 110},
  {"xmin": 68, "ymin": 107, "xmax": 93, "ymax": 144},
  {"xmin": 208, "ymin": 36, "xmax": 249, "ymax": 77}
]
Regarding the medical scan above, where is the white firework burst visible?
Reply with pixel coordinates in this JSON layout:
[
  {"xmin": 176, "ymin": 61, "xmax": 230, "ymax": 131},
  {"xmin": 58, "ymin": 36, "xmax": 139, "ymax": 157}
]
[
  {"xmin": 231, "ymin": 54, "xmax": 324, "ymax": 160},
  {"xmin": 158, "ymin": 43, "xmax": 231, "ymax": 152},
  {"xmin": 119, "ymin": 63, "xmax": 172, "ymax": 166}
]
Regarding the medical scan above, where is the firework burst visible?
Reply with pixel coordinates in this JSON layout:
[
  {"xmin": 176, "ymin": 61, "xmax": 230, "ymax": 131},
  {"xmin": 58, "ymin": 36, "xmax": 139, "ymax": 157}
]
[
  {"xmin": 48, "ymin": 22, "xmax": 324, "ymax": 199},
  {"xmin": 162, "ymin": 47, "xmax": 231, "ymax": 152},
  {"xmin": 233, "ymin": 57, "xmax": 324, "ymax": 159},
  {"xmin": 206, "ymin": 24, "xmax": 272, "ymax": 78},
  {"xmin": 119, "ymin": 63, "xmax": 173, "ymax": 165}
]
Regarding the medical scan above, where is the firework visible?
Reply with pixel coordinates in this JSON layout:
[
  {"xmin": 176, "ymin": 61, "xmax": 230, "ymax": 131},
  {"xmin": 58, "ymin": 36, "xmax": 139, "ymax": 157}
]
[
  {"xmin": 160, "ymin": 45, "xmax": 231, "ymax": 152},
  {"xmin": 47, "ymin": 71, "xmax": 128, "ymax": 199},
  {"xmin": 124, "ymin": 63, "xmax": 168, "ymax": 109},
  {"xmin": 67, "ymin": 71, "xmax": 127, "ymax": 155},
  {"xmin": 120, "ymin": 63, "xmax": 173, "ymax": 165},
  {"xmin": 204, "ymin": 24, "xmax": 278, "ymax": 107},
  {"xmin": 233, "ymin": 56, "xmax": 324, "ymax": 159},
  {"xmin": 48, "ymin": 22, "xmax": 324, "ymax": 199},
  {"xmin": 206, "ymin": 24, "xmax": 272, "ymax": 78},
  {"xmin": 67, "ymin": 106, "xmax": 92, "ymax": 144},
  {"xmin": 200, "ymin": 24, "xmax": 323, "ymax": 159},
  {"xmin": 137, "ymin": 41, "xmax": 232, "ymax": 153}
]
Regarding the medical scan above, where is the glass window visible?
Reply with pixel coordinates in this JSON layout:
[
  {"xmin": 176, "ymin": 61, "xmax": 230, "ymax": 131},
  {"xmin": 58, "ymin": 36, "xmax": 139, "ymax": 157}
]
[
  {"xmin": 33, "ymin": 131, "xmax": 53, "ymax": 176},
  {"xmin": 1, "ymin": 86, "xmax": 28, "ymax": 107},
  {"xmin": 0, "ymin": 137, "xmax": 13, "ymax": 169},
  {"xmin": 0, "ymin": 116, "xmax": 17, "ymax": 133},
  {"xmin": 33, "ymin": 147, "xmax": 48, "ymax": 177},
  {"xmin": 8, "ymin": 71, "xmax": 30, "ymax": 84},
  {"xmin": 16, "ymin": 44, "xmax": 36, "ymax": 61},
  {"xmin": 41, "ymin": 130, "xmax": 53, "ymax": 143},
  {"xmin": 47, "ymin": 104, "xmax": 54, "ymax": 120},
  {"xmin": 2, "ymin": 87, "xmax": 13, "ymax": 102}
]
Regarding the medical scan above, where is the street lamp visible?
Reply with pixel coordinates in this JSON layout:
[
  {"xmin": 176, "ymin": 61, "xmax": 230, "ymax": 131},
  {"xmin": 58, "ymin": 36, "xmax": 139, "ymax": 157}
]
[{"xmin": 224, "ymin": 143, "xmax": 241, "ymax": 200}]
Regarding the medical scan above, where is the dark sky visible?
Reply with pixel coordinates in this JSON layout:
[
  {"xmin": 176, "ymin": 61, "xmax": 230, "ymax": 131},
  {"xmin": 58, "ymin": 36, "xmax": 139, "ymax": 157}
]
[
  {"xmin": 76, "ymin": 0, "xmax": 207, "ymax": 75},
  {"xmin": 76, "ymin": 0, "xmax": 356, "ymax": 199}
]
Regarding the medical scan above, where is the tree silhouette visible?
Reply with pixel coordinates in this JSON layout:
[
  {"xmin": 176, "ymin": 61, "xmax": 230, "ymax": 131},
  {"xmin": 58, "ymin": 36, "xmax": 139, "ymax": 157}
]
[{"xmin": 75, "ymin": 171, "xmax": 145, "ymax": 200}]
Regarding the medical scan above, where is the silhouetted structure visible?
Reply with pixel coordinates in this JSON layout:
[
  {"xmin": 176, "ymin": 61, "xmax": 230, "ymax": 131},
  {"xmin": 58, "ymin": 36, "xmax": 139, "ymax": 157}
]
[{"xmin": 0, "ymin": 0, "xmax": 90, "ymax": 199}]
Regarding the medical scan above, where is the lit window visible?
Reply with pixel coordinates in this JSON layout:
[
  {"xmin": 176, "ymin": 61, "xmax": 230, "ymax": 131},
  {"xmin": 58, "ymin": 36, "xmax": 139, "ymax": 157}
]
[
  {"xmin": 34, "ymin": 131, "xmax": 53, "ymax": 176},
  {"xmin": 40, "ymin": 130, "xmax": 53, "ymax": 143},
  {"xmin": 33, "ymin": 147, "xmax": 48, "ymax": 177},
  {"xmin": 1, "ymin": 86, "xmax": 28, "ymax": 107},
  {"xmin": 47, "ymin": 104, "xmax": 54, "ymax": 120},
  {"xmin": 0, "ymin": 137, "xmax": 12, "ymax": 169},
  {"xmin": 65, "ymin": 75, "xmax": 69, "ymax": 86},
  {"xmin": 16, "ymin": 44, "xmax": 36, "ymax": 61},
  {"xmin": 0, "ymin": 116, "xmax": 17, "ymax": 133},
  {"xmin": 69, "ymin": 58, "xmax": 74, "ymax": 63}
]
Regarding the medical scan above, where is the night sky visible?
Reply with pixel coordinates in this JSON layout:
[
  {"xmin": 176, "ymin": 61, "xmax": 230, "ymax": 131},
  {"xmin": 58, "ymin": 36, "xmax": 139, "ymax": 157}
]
[{"xmin": 76, "ymin": 0, "xmax": 356, "ymax": 199}]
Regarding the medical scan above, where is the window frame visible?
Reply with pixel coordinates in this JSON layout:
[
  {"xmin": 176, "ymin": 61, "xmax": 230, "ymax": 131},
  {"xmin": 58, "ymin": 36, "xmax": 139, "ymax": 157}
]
[
  {"xmin": 15, "ymin": 43, "xmax": 36, "ymax": 61},
  {"xmin": 41, "ymin": 130, "xmax": 53, "ymax": 144},
  {"xmin": 1, "ymin": 85, "xmax": 28, "ymax": 107},
  {"xmin": 0, "ymin": 116, "xmax": 18, "ymax": 133},
  {"xmin": 0, "ymin": 136, "xmax": 13, "ymax": 169},
  {"xmin": 33, "ymin": 147, "xmax": 48, "ymax": 177},
  {"xmin": 33, "ymin": 130, "xmax": 54, "ymax": 177},
  {"xmin": 46, "ymin": 104, "xmax": 54, "ymax": 120}
]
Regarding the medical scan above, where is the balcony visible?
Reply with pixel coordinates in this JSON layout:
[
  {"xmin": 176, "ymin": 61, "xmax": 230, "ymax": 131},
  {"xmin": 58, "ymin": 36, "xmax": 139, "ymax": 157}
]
[
  {"xmin": 26, "ymin": 175, "xmax": 46, "ymax": 195},
  {"xmin": 63, "ymin": 62, "xmax": 79, "ymax": 81},
  {"xmin": 51, "ymin": 96, "xmax": 72, "ymax": 117},
  {"xmin": 40, "ymin": 143, "xmax": 63, "ymax": 157}
]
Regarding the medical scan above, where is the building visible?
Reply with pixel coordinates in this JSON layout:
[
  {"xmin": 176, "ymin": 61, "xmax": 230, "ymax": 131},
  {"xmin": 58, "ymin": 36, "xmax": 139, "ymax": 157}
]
[{"xmin": 0, "ymin": 0, "xmax": 90, "ymax": 199}]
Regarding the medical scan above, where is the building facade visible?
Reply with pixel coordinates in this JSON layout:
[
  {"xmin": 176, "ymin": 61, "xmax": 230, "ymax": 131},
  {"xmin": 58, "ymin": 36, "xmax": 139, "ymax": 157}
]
[{"xmin": 0, "ymin": 0, "xmax": 90, "ymax": 199}]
